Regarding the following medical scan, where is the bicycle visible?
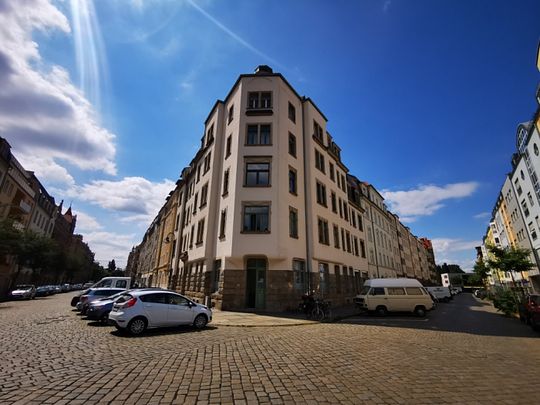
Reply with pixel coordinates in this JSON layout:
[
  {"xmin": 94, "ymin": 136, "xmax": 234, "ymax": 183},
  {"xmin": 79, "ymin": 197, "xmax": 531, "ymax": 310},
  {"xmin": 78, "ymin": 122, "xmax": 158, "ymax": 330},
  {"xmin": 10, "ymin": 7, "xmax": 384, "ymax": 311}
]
[{"xmin": 310, "ymin": 299, "xmax": 332, "ymax": 321}]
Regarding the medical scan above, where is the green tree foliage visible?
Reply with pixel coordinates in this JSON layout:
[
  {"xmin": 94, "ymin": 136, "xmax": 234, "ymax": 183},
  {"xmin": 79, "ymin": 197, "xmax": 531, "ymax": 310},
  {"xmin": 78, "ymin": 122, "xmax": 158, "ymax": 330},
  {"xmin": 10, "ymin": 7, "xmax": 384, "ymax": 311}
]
[
  {"xmin": 486, "ymin": 245, "xmax": 534, "ymax": 288},
  {"xmin": 107, "ymin": 259, "xmax": 116, "ymax": 273},
  {"xmin": 469, "ymin": 260, "xmax": 490, "ymax": 286}
]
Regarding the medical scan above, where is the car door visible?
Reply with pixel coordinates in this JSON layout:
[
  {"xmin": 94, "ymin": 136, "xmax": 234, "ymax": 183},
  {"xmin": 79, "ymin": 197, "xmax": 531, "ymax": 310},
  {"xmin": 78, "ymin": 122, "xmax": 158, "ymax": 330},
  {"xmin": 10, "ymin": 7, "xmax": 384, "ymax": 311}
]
[
  {"xmin": 167, "ymin": 294, "xmax": 194, "ymax": 325},
  {"xmin": 139, "ymin": 293, "xmax": 169, "ymax": 327}
]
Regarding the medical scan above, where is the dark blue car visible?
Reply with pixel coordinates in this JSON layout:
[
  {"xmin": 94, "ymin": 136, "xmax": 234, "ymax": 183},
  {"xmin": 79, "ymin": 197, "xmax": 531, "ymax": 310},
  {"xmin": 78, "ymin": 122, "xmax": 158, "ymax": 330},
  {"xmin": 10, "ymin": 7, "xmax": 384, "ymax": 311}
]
[{"xmin": 86, "ymin": 291, "xmax": 128, "ymax": 322}]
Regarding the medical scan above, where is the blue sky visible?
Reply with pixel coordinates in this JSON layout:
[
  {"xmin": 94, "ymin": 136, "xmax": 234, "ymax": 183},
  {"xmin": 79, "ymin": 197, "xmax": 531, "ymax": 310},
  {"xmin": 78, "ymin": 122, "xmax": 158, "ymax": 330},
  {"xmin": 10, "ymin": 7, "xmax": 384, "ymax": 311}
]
[{"xmin": 1, "ymin": 0, "xmax": 539, "ymax": 269}]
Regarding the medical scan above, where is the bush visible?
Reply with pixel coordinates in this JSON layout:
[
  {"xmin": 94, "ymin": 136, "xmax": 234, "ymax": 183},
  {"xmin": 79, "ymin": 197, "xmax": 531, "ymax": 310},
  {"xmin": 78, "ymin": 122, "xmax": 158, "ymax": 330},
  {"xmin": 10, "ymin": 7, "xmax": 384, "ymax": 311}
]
[{"xmin": 492, "ymin": 287, "xmax": 520, "ymax": 316}]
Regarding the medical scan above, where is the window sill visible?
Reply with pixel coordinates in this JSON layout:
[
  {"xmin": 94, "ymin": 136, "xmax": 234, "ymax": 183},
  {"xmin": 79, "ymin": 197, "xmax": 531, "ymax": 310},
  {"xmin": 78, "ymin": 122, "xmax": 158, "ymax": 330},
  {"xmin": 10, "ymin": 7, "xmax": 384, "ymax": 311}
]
[
  {"xmin": 290, "ymin": 235, "xmax": 299, "ymax": 239},
  {"xmin": 246, "ymin": 109, "xmax": 273, "ymax": 116},
  {"xmin": 241, "ymin": 230, "xmax": 271, "ymax": 234},
  {"xmin": 195, "ymin": 242, "xmax": 203, "ymax": 247},
  {"xmin": 289, "ymin": 191, "xmax": 298, "ymax": 196},
  {"xmin": 222, "ymin": 192, "xmax": 229, "ymax": 198}
]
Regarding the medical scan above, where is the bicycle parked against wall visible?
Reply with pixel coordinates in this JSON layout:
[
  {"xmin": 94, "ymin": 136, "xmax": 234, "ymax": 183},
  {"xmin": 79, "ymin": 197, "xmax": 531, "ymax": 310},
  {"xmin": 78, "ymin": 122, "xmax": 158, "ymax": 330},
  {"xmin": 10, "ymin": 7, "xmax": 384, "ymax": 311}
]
[{"xmin": 299, "ymin": 293, "xmax": 333, "ymax": 321}]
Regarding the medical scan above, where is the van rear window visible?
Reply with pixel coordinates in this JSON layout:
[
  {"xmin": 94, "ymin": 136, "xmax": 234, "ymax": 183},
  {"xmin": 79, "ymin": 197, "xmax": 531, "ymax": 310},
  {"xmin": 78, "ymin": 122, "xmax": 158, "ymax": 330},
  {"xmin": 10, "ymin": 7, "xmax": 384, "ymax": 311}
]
[{"xmin": 405, "ymin": 287, "xmax": 423, "ymax": 295}]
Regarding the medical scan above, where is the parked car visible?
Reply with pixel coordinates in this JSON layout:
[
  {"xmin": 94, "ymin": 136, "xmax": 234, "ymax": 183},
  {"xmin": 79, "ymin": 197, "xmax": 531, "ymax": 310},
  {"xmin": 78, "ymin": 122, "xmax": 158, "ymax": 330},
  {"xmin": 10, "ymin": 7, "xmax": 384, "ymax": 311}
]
[
  {"xmin": 86, "ymin": 291, "xmax": 129, "ymax": 323},
  {"xmin": 35, "ymin": 286, "xmax": 50, "ymax": 297},
  {"xmin": 90, "ymin": 277, "xmax": 131, "ymax": 289},
  {"xmin": 77, "ymin": 288, "xmax": 126, "ymax": 315},
  {"xmin": 426, "ymin": 286, "xmax": 452, "ymax": 302},
  {"xmin": 86, "ymin": 288, "xmax": 163, "ymax": 323},
  {"xmin": 109, "ymin": 290, "xmax": 212, "ymax": 335},
  {"xmin": 354, "ymin": 278, "xmax": 435, "ymax": 317},
  {"xmin": 10, "ymin": 285, "xmax": 36, "ymax": 300}
]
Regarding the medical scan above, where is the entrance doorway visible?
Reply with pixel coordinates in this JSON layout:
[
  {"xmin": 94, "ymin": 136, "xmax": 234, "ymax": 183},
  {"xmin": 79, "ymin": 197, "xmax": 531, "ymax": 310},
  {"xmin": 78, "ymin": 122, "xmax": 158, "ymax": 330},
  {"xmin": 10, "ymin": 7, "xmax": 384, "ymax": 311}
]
[{"xmin": 246, "ymin": 258, "xmax": 266, "ymax": 309}]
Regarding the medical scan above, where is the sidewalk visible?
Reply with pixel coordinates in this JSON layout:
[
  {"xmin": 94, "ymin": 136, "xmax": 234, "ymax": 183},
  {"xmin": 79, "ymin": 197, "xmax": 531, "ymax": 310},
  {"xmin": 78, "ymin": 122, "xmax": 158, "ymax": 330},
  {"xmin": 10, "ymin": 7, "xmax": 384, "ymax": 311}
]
[{"xmin": 211, "ymin": 305, "xmax": 361, "ymax": 327}]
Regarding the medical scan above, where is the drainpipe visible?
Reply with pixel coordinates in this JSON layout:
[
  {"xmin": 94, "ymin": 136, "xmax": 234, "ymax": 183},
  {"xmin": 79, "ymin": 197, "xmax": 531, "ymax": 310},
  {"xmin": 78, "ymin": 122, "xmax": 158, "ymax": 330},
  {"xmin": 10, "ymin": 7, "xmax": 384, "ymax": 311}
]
[
  {"xmin": 301, "ymin": 99, "xmax": 313, "ymax": 294},
  {"xmin": 369, "ymin": 204, "xmax": 380, "ymax": 278}
]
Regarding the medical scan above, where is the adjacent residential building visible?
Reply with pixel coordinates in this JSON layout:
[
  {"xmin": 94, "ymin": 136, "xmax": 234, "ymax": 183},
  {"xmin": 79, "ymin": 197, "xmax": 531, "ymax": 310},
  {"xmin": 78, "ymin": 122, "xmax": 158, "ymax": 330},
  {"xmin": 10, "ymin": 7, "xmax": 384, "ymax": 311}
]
[{"xmin": 129, "ymin": 66, "xmax": 437, "ymax": 311}]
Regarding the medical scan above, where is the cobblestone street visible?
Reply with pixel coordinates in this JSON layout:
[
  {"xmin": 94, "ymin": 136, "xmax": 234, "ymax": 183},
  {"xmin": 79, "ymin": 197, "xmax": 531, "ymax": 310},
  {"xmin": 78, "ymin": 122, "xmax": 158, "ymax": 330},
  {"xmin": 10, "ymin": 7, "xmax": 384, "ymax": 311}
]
[{"xmin": 0, "ymin": 292, "xmax": 539, "ymax": 404}]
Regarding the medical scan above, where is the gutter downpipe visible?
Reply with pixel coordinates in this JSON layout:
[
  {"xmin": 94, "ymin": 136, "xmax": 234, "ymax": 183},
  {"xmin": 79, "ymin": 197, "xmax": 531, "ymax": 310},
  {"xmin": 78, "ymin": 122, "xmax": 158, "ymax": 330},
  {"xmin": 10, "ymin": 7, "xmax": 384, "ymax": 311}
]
[{"xmin": 301, "ymin": 98, "xmax": 313, "ymax": 294}]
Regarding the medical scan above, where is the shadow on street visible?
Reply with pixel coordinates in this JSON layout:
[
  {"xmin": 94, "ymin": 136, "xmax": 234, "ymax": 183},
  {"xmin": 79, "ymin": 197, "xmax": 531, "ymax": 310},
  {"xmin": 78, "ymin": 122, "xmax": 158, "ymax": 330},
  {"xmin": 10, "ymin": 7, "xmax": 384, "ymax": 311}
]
[{"xmin": 340, "ymin": 293, "xmax": 540, "ymax": 339}]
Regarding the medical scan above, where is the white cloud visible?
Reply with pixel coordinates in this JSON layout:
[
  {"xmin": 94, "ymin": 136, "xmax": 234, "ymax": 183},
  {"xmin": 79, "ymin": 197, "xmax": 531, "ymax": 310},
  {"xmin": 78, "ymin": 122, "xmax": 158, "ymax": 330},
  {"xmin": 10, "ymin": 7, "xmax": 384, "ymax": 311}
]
[
  {"xmin": 474, "ymin": 212, "xmax": 490, "ymax": 219},
  {"xmin": 383, "ymin": 0, "xmax": 392, "ymax": 13},
  {"xmin": 382, "ymin": 182, "xmax": 479, "ymax": 222},
  {"xmin": 82, "ymin": 230, "xmax": 138, "ymax": 267},
  {"xmin": 431, "ymin": 238, "xmax": 480, "ymax": 255},
  {"xmin": 0, "ymin": 0, "xmax": 117, "ymax": 176},
  {"xmin": 17, "ymin": 153, "xmax": 75, "ymax": 186},
  {"xmin": 74, "ymin": 211, "xmax": 103, "ymax": 232},
  {"xmin": 66, "ymin": 177, "xmax": 176, "ymax": 225}
]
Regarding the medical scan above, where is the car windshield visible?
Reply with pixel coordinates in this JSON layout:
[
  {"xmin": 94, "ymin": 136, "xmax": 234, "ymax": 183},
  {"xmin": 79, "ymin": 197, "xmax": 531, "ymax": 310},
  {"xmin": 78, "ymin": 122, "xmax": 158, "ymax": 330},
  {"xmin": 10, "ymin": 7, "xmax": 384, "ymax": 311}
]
[{"xmin": 359, "ymin": 286, "xmax": 370, "ymax": 295}]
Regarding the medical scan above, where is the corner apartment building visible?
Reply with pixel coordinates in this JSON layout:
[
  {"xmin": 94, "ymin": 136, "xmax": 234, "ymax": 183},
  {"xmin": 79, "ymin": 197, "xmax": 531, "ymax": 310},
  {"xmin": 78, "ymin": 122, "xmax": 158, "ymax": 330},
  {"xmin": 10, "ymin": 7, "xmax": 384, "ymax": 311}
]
[
  {"xmin": 129, "ymin": 66, "xmax": 437, "ymax": 311},
  {"xmin": 481, "ymin": 88, "xmax": 540, "ymax": 292}
]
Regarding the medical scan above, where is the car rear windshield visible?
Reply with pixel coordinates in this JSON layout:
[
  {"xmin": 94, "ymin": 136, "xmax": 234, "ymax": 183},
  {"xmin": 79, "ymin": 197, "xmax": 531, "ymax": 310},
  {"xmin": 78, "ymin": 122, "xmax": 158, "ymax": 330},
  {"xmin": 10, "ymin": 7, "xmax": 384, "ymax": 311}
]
[{"xmin": 115, "ymin": 294, "xmax": 133, "ymax": 303}]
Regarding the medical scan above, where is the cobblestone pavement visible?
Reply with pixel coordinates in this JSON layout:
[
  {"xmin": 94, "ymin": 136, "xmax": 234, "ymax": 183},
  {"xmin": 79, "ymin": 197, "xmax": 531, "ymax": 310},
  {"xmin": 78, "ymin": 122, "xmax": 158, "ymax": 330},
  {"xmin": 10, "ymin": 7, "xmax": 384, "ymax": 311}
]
[{"xmin": 0, "ymin": 293, "xmax": 539, "ymax": 404}]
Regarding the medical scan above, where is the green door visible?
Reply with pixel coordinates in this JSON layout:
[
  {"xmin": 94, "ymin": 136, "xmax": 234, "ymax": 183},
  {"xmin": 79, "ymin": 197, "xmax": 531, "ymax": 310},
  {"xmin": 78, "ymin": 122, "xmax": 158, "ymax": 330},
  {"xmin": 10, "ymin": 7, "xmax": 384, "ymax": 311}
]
[{"xmin": 246, "ymin": 258, "xmax": 266, "ymax": 309}]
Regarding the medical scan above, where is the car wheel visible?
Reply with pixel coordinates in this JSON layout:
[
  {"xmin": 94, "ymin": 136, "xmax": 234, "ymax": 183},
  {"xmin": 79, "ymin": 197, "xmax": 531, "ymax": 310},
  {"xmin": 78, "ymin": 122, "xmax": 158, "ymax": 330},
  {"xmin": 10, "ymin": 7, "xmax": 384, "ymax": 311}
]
[
  {"xmin": 375, "ymin": 306, "xmax": 387, "ymax": 317},
  {"xmin": 127, "ymin": 317, "xmax": 147, "ymax": 336},
  {"xmin": 100, "ymin": 312, "xmax": 110, "ymax": 324},
  {"xmin": 193, "ymin": 314, "xmax": 208, "ymax": 330},
  {"xmin": 414, "ymin": 306, "xmax": 426, "ymax": 317}
]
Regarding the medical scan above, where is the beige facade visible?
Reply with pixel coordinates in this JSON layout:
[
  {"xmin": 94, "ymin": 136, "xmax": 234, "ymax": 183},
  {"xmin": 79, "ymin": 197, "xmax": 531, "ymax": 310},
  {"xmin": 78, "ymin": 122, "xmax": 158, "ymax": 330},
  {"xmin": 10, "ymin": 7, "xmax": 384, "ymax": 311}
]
[{"xmin": 131, "ymin": 66, "xmax": 437, "ymax": 310}]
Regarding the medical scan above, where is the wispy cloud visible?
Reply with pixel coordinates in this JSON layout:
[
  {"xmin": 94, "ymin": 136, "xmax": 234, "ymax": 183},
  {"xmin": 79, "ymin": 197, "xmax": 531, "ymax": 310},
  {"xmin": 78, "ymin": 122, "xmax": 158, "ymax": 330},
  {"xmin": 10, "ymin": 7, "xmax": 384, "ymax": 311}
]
[
  {"xmin": 432, "ymin": 238, "xmax": 480, "ymax": 254},
  {"xmin": 382, "ymin": 182, "xmax": 479, "ymax": 222},
  {"xmin": 383, "ymin": 0, "xmax": 392, "ymax": 13},
  {"xmin": 474, "ymin": 212, "xmax": 490, "ymax": 219},
  {"xmin": 186, "ymin": 0, "xmax": 285, "ymax": 70}
]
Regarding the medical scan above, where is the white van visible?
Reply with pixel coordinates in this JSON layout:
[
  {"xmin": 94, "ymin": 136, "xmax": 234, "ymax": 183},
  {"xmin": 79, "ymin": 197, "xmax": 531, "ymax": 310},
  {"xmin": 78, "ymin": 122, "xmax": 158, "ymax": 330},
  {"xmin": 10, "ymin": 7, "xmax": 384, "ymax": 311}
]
[
  {"xmin": 426, "ymin": 286, "xmax": 452, "ymax": 302},
  {"xmin": 354, "ymin": 278, "xmax": 434, "ymax": 317},
  {"xmin": 91, "ymin": 277, "xmax": 131, "ymax": 289}
]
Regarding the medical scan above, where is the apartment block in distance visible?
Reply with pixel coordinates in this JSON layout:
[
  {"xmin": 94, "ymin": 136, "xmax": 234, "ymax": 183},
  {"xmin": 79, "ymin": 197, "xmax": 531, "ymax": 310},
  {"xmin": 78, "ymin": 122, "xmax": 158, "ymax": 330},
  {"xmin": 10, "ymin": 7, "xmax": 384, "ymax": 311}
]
[{"xmin": 127, "ymin": 66, "xmax": 437, "ymax": 311}]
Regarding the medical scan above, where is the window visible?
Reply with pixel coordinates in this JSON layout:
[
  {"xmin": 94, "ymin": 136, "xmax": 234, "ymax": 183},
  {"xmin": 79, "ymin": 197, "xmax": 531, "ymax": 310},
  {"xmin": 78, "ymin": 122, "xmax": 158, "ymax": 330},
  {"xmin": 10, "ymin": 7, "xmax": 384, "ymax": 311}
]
[
  {"xmin": 315, "ymin": 149, "xmax": 326, "ymax": 173},
  {"xmin": 344, "ymin": 203, "xmax": 349, "ymax": 221},
  {"xmin": 196, "ymin": 218, "xmax": 205, "ymax": 245},
  {"xmin": 529, "ymin": 222, "xmax": 537, "ymax": 240},
  {"xmin": 353, "ymin": 236, "xmax": 359, "ymax": 256},
  {"xmin": 341, "ymin": 228, "xmax": 345, "ymax": 251},
  {"xmin": 245, "ymin": 162, "xmax": 270, "ymax": 186},
  {"xmin": 223, "ymin": 169, "xmax": 230, "ymax": 196},
  {"xmin": 522, "ymin": 199, "xmax": 530, "ymax": 217},
  {"xmin": 333, "ymin": 224, "xmax": 340, "ymax": 248},
  {"xmin": 313, "ymin": 120, "xmax": 323, "ymax": 142},
  {"xmin": 329, "ymin": 163, "xmax": 335, "ymax": 181},
  {"xmin": 140, "ymin": 293, "xmax": 168, "ymax": 304},
  {"xmin": 206, "ymin": 124, "xmax": 214, "ymax": 145},
  {"xmin": 189, "ymin": 225, "xmax": 195, "ymax": 248},
  {"xmin": 316, "ymin": 182, "xmax": 327, "ymax": 206},
  {"xmin": 246, "ymin": 124, "xmax": 271, "ymax": 145},
  {"xmin": 289, "ymin": 207, "xmax": 298, "ymax": 238},
  {"xmin": 288, "ymin": 132, "xmax": 296, "ymax": 157},
  {"xmin": 319, "ymin": 263, "xmax": 329, "ymax": 294},
  {"xmin": 388, "ymin": 287, "xmax": 406, "ymax": 295},
  {"xmin": 200, "ymin": 183, "xmax": 208, "ymax": 208},
  {"xmin": 360, "ymin": 240, "xmax": 366, "ymax": 258},
  {"xmin": 535, "ymin": 143, "xmax": 539, "ymax": 156},
  {"xmin": 196, "ymin": 164, "xmax": 201, "ymax": 183},
  {"xmin": 369, "ymin": 287, "xmax": 385, "ymax": 296},
  {"xmin": 358, "ymin": 214, "xmax": 363, "ymax": 231},
  {"xmin": 243, "ymin": 205, "xmax": 270, "ymax": 232},
  {"xmin": 346, "ymin": 231, "xmax": 351, "ymax": 253},
  {"xmin": 228, "ymin": 104, "xmax": 234, "ymax": 124},
  {"xmin": 225, "ymin": 135, "xmax": 232, "ymax": 158},
  {"xmin": 405, "ymin": 287, "xmax": 423, "ymax": 295},
  {"xmin": 289, "ymin": 168, "xmax": 297, "ymax": 194},
  {"xmin": 335, "ymin": 265, "xmax": 341, "ymax": 293},
  {"xmin": 193, "ymin": 193, "xmax": 198, "ymax": 214},
  {"xmin": 288, "ymin": 102, "xmax": 296, "ymax": 123},
  {"xmin": 219, "ymin": 210, "xmax": 226, "ymax": 239},
  {"xmin": 331, "ymin": 192, "xmax": 337, "ymax": 213},
  {"xmin": 168, "ymin": 294, "xmax": 189, "ymax": 306},
  {"xmin": 293, "ymin": 259, "xmax": 306, "ymax": 290},
  {"xmin": 515, "ymin": 179, "xmax": 523, "ymax": 196},
  {"xmin": 521, "ymin": 170, "xmax": 525, "ymax": 180},
  {"xmin": 317, "ymin": 218, "xmax": 329, "ymax": 245},
  {"xmin": 247, "ymin": 91, "xmax": 272, "ymax": 109},
  {"xmin": 339, "ymin": 198, "xmax": 343, "ymax": 218},
  {"xmin": 528, "ymin": 191, "xmax": 535, "ymax": 206}
]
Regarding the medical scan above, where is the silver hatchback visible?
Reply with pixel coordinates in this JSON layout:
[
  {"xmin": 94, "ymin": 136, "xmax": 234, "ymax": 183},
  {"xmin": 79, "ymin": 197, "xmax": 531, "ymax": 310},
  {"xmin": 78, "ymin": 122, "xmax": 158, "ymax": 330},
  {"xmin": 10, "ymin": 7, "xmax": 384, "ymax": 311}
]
[{"xmin": 109, "ymin": 290, "xmax": 212, "ymax": 335}]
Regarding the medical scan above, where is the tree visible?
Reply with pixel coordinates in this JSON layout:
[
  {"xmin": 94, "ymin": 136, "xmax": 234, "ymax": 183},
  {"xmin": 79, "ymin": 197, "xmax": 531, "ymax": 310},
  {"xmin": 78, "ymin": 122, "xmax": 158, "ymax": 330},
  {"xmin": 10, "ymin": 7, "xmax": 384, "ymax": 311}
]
[
  {"xmin": 486, "ymin": 245, "xmax": 534, "ymax": 289},
  {"xmin": 107, "ymin": 259, "xmax": 116, "ymax": 273},
  {"xmin": 469, "ymin": 260, "xmax": 490, "ymax": 286}
]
